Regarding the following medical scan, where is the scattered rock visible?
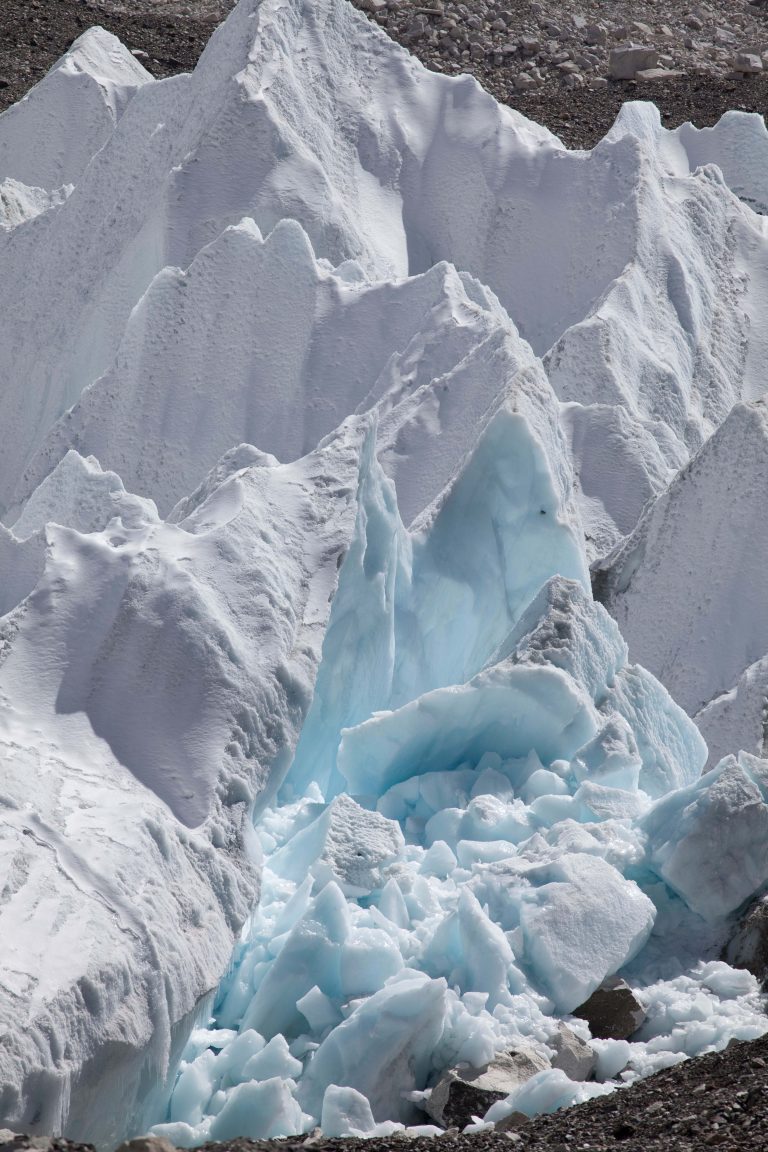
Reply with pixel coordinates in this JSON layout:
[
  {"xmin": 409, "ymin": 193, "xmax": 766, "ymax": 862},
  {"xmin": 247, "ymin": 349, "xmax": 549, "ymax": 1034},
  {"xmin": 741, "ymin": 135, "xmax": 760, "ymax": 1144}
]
[
  {"xmin": 723, "ymin": 893, "xmax": 768, "ymax": 983},
  {"xmin": 519, "ymin": 34, "xmax": 540, "ymax": 56},
  {"xmin": 583, "ymin": 22, "xmax": 607, "ymax": 46},
  {"xmin": 493, "ymin": 1112, "xmax": 530, "ymax": 1132},
  {"xmin": 5, "ymin": 0, "xmax": 768, "ymax": 152},
  {"xmin": 635, "ymin": 67, "xmax": 686, "ymax": 80},
  {"xmin": 608, "ymin": 44, "xmax": 659, "ymax": 79},
  {"xmin": 0, "ymin": 1140, "xmax": 53, "ymax": 1152},
  {"xmin": 114, "ymin": 1141, "xmax": 177, "ymax": 1152},
  {"xmin": 574, "ymin": 976, "xmax": 646, "ymax": 1040},
  {"xmin": 425, "ymin": 1048, "xmax": 550, "ymax": 1128},
  {"xmin": 733, "ymin": 51, "xmax": 763, "ymax": 73},
  {"xmin": 550, "ymin": 1022, "xmax": 597, "ymax": 1081}
]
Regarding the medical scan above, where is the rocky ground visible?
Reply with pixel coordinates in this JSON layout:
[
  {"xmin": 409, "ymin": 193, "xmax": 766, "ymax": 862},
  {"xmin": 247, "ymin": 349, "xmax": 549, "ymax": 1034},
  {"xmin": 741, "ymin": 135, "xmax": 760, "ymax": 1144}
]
[
  {"xmin": 0, "ymin": 1, "xmax": 237, "ymax": 117},
  {"xmin": 2, "ymin": 0, "xmax": 768, "ymax": 145}
]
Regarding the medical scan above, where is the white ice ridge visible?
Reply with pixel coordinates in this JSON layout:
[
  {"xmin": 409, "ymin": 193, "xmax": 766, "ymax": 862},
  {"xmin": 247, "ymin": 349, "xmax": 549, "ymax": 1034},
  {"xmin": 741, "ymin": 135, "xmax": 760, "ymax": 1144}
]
[
  {"xmin": 2, "ymin": 0, "xmax": 768, "ymax": 1141},
  {"xmin": 595, "ymin": 398, "xmax": 768, "ymax": 763}
]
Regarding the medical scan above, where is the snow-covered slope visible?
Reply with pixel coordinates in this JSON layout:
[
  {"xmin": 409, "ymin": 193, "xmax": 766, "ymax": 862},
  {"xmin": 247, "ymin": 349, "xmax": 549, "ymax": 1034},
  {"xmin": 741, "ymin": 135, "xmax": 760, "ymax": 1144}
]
[{"xmin": 3, "ymin": 0, "xmax": 768, "ymax": 1141}]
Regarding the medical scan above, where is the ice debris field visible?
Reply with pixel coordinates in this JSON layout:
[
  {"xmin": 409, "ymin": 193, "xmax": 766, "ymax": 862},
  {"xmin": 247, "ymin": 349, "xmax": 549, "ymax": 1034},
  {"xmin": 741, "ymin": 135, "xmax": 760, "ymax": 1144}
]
[{"xmin": 4, "ymin": 0, "xmax": 768, "ymax": 1144}]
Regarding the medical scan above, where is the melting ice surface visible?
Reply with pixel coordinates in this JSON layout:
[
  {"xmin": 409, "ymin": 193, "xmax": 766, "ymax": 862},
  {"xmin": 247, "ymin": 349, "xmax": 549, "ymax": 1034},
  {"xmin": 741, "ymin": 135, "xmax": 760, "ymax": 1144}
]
[
  {"xmin": 4, "ymin": 0, "xmax": 768, "ymax": 1142},
  {"xmin": 151, "ymin": 576, "xmax": 768, "ymax": 1143}
]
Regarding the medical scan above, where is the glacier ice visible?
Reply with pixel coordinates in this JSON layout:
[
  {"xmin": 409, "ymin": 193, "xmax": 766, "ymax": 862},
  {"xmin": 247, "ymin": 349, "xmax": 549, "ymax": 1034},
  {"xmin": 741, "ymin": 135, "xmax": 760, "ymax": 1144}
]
[
  {"xmin": 0, "ymin": 28, "xmax": 151, "ymax": 191},
  {"xmin": 2, "ymin": 0, "xmax": 768, "ymax": 1141},
  {"xmin": 149, "ymin": 582, "xmax": 756, "ymax": 1144},
  {"xmin": 596, "ymin": 399, "xmax": 768, "ymax": 761},
  {"xmin": 644, "ymin": 753, "xmax": 768, "ymax": 922}
]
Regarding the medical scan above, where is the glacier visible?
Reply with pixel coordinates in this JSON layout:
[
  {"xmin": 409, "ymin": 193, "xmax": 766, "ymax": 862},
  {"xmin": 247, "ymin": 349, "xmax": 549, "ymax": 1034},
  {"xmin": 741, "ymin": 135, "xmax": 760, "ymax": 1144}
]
[{"xmin": 3, "ymin": 0, "xmax": 768, "ymax": 1143}]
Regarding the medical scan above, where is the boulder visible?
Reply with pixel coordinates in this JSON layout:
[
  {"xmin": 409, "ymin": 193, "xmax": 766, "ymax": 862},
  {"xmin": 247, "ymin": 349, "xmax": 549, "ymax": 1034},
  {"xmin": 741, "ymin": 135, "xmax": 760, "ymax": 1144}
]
[
  {"xmin": 425, "ymin": 1048, "xmax": 550, "ymax": 1128},
  {"xmin": 723, "ymin": 894, "xmax": 768, "ymax": 984},
  {"xmin": 494, "ymin": 1112, "xmax": 530, "ymax": 1133},
  {"xmin": 608, "ymin": 45, "xmax": 659, "ymax": 79},
  {"xmin": 734, "ymin": 52, "xmax": 763, "ymax": 73},
  {"xmin": 584, "ymin": 23, "xmax": 607, "ymax": 45},
  {"xmin": 519, "ymin": 35, "xmax": 541, "ymax": 55},
  {"xmin": 550, "ymin": 1022, "xmax": 597, "ymax": 1081},
  {"xmin": 115, "ymin": 1140, "xmax": 177, "ymax": 1152},
  {"xmin": 573, "ymin": 977, "xmax": 646, "ymax": 1040}
]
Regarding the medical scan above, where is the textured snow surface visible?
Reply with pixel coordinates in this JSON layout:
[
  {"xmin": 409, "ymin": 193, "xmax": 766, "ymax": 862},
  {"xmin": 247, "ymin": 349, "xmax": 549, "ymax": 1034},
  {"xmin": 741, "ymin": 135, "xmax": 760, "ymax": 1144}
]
[{"xmin": 2, "ymin": 0, "xmax": 768, "ymax": 1142}]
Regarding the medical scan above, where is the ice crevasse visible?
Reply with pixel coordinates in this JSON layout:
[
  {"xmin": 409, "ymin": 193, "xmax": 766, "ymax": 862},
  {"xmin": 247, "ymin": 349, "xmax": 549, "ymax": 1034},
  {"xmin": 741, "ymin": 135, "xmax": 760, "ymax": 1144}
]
[{"xmin": 3, "ymin": 0, "xmax": 768, "ymax": 1143}]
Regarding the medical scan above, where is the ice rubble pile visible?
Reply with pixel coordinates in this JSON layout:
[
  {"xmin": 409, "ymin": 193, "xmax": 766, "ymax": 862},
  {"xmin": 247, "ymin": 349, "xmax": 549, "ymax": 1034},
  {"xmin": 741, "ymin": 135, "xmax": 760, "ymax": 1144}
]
[
  {"xmin": 148, "ymin": 581, "xmax": 768, "ymax": 1144},
  {"xmin": 3, "ymin": 0, "xmax": 768, "ymax": 1143}
]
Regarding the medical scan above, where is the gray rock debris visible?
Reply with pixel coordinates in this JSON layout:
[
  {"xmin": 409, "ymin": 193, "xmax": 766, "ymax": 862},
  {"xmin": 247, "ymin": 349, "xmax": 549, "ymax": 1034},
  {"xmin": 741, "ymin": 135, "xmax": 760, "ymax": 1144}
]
[
  {"xmin": 0, "ymin": 1138, "xmax": 53, "ymax": 1152},
  {"xmin": 608, "ymin": 44, "xmax": 659, "ymax": 79},
  {"xmin": 425, "ymin": 1047, "xmax": 550, "ymax": 1128},
  {"xmin": 115, "ymin": 1140, "xmax": 177, "ymax": 1152},
  {"xmin": 584, "ymin": 23, "xmax": 607, "ymax": 45},
  {"xmin": 357, "ymin": 0, "xmax": 768, "ymax": 96},
  {"xmin": 724, "ymin": 894, "xmax": 768, "ymax": 984},
  {"xmin": 574, "ymin": 977, "xmax": 646, "ymax": 1040},
  {"xmin": 635, "ymin": 67, "xmax": 685, "ymax": 80},
  {"xmin": 550, "ymin": 1021, "xmax": 597, "ymax": 1081},
  {"xmin": 733, "ymin": 51, "xmax": 763, "ymax": 73}
]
